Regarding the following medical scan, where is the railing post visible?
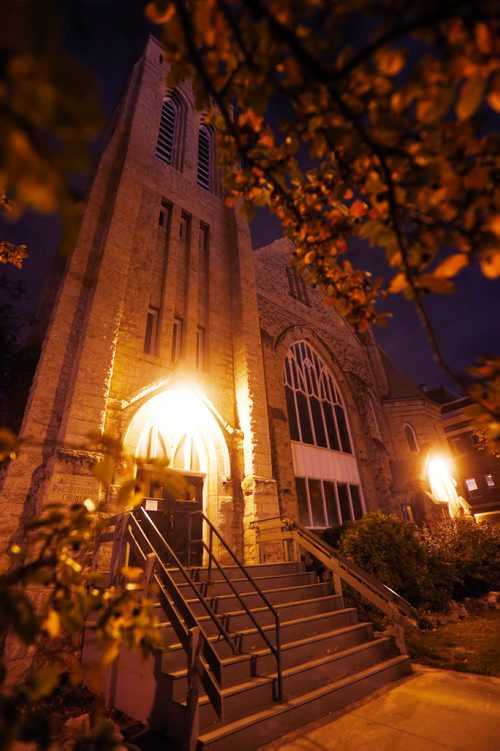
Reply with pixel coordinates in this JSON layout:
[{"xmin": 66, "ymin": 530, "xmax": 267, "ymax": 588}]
[
  {"xmin": 144, "ymin": 552, "xmax": 155, "ymax": 585},
  {"xmin": 332, "ymin": 571, "xmax": 343, "ymax": 598},
  {"xmin": 109, "ymin": 514, "xmax": 129, "ymax": 584},
  {"xmin": 394, "ymin": 622, "xmax": 407, "ymax": 655},
  {"xmin": 184, "ymin": 627, "xmax": 202, "ymax": 751},
  {"xmin": 207, "ymin": 526, "xmax": 213, "ymax": 584}
]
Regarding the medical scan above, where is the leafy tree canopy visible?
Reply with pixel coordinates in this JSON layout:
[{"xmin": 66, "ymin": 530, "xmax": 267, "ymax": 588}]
[{"xmin": 147, "ymin": 0, "xmax": 499, "ymax": 434}]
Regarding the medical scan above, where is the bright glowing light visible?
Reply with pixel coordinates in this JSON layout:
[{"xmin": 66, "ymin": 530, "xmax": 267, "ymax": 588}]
[
  {"xmin": 426, "ymin": 452, "xmax": 470, "ymax": 517},
  {"xmin": 123, "ymin": 385, "xmax": 231, "ymax": 476}
]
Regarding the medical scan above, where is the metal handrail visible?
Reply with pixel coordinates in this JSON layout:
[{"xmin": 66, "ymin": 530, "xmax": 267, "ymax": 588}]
[
  {"xmin": 124, "ymin": 515, "xmax": 223, "ymax": 714},
  {"xmin": 136, "ymin": 507, "xmax": 241, "ymax": 654},
  {"xmin": 189, "ymin": 511, "xmax": 283, "ymax": 701},
  {"xmin": 251, "ymin": 515, "xmax": 419, "ymax": 654}
]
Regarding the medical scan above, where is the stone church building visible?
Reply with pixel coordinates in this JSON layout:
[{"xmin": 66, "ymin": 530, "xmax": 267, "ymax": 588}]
[{"xmin": 0, "ymin": 37, "xmax": 447, "ymax": 564}]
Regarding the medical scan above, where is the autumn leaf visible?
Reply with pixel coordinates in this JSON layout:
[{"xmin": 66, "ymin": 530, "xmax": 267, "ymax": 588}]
[
  {"xmin": 433, "ymin": 254, "xmax": 469, "ymax": 278},
  {"xmin": 479, "ymin": 248, "xmax": 500, "ymax": 279},
  {"xmin": 350, "ymin": 200, "xmax": 368, "ymax": 218},
  {"xmin": 487, "ymin": 72, "xmax": 500, "ymax": 112},
  {"xmin": 388, "ymin": 273, "xmax": 407, "ymax": 293},
  {"xmin": 43, "ymin": 609, "xmax": 61, "ymax": 638},
  {"xmin": 375, "ymin": 48, "xmax": 405, "ymax": 77},
  {"xmin": 456, "ymin": 74, "xmax": 486, "ymax": 120}
]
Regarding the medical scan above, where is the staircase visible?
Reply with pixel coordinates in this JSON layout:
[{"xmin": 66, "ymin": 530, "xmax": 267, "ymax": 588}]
[{"xmin": 85, "ymin": 511, "xmax": 413, "ymax": 750}]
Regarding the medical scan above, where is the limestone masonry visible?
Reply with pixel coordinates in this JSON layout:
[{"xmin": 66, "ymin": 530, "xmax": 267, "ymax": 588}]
[{"xmin": 1, "ymin": 37, "xmax": 448, "ymax": 568}]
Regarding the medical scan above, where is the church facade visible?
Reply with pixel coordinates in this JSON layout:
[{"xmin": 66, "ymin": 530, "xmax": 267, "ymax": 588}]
[{"xmin": 0, "ymin": 37, "xmax": 447, "ymax": 566}]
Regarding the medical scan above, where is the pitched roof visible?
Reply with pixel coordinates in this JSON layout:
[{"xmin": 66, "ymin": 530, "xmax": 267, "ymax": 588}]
[{"xmin": 378, "ymin": 348, "xmax": 427, "ymax": 401}]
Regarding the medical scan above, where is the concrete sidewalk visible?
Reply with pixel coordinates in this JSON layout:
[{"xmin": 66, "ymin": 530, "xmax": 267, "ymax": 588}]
[{"xmin": 259, "ymin": 665, "xmax": 500, "ymax": 750}]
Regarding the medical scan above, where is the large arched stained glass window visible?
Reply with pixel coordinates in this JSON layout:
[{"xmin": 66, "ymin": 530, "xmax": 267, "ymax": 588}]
[{"xmin": 284, "ymin": 340, "xmax": 352, "ymax": 453}]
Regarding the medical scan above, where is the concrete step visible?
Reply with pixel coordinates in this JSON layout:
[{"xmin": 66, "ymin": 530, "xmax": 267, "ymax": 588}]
[
  {"xmin": 156, "ymin": 594, "xmax": 347, "ymax": 646},
  {"xmin": 165, "ymin": 562, "xmax": 305, "ymax": 584},
  {"xmin": 164, "ymin": 617, "xmax": 371, "ymax": 686},
  {"xmin": 176, "ymin": 570, "xmax": 317, "ymax": 598},
  {"xmin": 189, "ymin": 637, "xmax": 396, "ymax": 727},
  {"xmin": 186, "ymin": 581, "xmax": 332, "ymax": 617},
  {"xmin": 196, "ymin": 656, "xmax": 412, "ymax": 750}
]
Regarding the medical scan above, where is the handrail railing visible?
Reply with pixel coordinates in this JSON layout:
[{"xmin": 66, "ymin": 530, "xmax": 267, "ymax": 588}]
[
  {"xmin": 188, "ymin": 511, "xmax": 283, "ymax": 701},
  {"xmin": 91, "ymin": 509, "xmax": 242, "ymax": 730},
  {"xmin": 251, "ymin": 515, "xmax": 419, "ymax": 655}
]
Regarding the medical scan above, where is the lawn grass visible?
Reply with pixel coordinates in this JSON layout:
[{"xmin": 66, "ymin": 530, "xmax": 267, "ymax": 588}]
[{"xmin": 408, "ymin": 609, "xmax": 500, "ymax": 677}]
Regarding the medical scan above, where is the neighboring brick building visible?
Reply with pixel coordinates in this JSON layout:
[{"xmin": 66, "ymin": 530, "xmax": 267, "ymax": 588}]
[
  {"xmin": 428, "ymin": 389, "xmax": 500, "ymax": 522},
  {"xmin": 0, "ymin": 37, "xmax": 449, "ymax": 566}
]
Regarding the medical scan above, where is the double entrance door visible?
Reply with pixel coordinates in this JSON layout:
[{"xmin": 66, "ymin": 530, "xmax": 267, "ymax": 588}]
[{"xmin": 137, "ymin": 470, "xmax": 204, "ymax": 567}]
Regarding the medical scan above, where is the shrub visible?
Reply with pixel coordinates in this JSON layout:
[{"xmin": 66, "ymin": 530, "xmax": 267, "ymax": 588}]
[
  {"xmin": 338, "ymin": 512, "xmax": 427, "ymax": 606},
  {"xmin": 324, "ymin": 511, "xmax": 454, "ymax": 613},
  {"xmin": 421, "ymin": 517, "xmax": 500, "ymax": 600}
]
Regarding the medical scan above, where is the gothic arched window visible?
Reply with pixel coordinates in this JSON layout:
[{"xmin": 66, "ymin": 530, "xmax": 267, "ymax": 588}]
[
  {"xmin": 404, "ymin": 422, "xmax": 419, "ymax": 452},
  {"xmin": 284, "ymin": 340, "xmax": 352, "ymax": 453},
  {"xmin": 197, "ymin": 124, "xmax": 213, "ymax": 190},
  {"xmin": 156, "ymin": 91, "xmax": 185, "ymax": 168}
]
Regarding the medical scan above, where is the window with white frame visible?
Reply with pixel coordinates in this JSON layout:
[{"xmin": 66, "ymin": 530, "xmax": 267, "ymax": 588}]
[
  {"xmin": 465, "ymin": 477, "xmax": 478, "ymax": 491},
  {"xmin": 404, "ymin": 423, "xmax": 419, "ymax": 453},
  {"xmin": 295, "ymin": 477, "xmax": 363, "ymax": 528},
  {"xmin": 284, "ymin": 341, "xmax": 364, "ymax": 528},
  {"xmin": 284, "ymin": 340, "xmax": 352, "ymax": 452}
]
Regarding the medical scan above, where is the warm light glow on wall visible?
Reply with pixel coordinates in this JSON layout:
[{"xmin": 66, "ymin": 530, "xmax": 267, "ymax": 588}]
[
  {"xmin": 123, "ymin": 385, "xmax": 231, "ymax": 477},
  {"xmin": 427, "ymin": 454, "xmax": 455, "ymax": 505}
]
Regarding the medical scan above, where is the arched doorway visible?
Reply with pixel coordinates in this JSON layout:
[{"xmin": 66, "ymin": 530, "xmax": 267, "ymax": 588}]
[{"xmin": 123, "ymin": 387, "xmax": 230, "ymax": 565}]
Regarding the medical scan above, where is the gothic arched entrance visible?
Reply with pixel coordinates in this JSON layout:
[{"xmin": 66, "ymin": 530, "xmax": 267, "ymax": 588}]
[{"xmin": 123, "ymin": 387, "xmax": 231, "ymax": 565}]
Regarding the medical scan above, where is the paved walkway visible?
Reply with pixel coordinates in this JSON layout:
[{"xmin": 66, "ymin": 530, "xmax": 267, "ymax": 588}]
[{"xmin": 259, "ymin": 665, "xmax": 500, "ymax": 750}]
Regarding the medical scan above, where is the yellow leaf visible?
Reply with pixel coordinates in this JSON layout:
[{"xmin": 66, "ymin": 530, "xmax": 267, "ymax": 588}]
[
  {"xmin": 43, "ymin": 610, "xmax": 61, "ymax": 638},
  {"xmin": 102, "ymin": 642, "xmax": 120, "ymax": 665},
  {"xmin": 92, "ymin": 456, "xmax": 115, "ymax": 486},
  {"xmin": 121, "ymin": 566, "xmax": 144, "ymax": 580},
  {"xmin": 433, "ymin": 254, "xmax": 469, "ymax": 278},
  {"xmin": 456, "ymin": 74, "xmax": 486, "ymax": 120}
]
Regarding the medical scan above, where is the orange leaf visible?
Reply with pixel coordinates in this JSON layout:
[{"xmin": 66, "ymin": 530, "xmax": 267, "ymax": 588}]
[
  {"xmin": 388, "ymin": 273, "xmax": 407, "ymax": 293},
  {"xmin": 480, "ymin": 248, "xmax": 500, "ymax": 279},
  {"xmin": 350, "ymin": 200, "xmax": 368, "ymax": 218},
  {"xmin": 433, "ymin": 254, "xmax": 469, "ymax": 278},
  {"xmin": 456, "ymin": 74, "xmax": 486, "ymax": 120}
]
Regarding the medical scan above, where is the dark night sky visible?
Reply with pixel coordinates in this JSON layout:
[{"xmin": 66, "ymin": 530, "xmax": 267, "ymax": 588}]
[{"xmin": 2, "ymin": 0, "xmax": 498, "ymax": 393}]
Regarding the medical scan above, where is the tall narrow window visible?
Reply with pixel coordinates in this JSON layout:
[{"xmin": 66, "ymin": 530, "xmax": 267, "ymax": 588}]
[
  {"xmin": 172, "ymin": 317, "xmax": 183, "ymax": 362},
  {"xmin": 156, "ymin": 97, "xmax": 177, "ymax": 165},
  {"xmin": 197, "ymin": 125, "xmax": 213, "ymax": 190},
  {"xmin": 156, "ymin": 91, "xmax": 185, "ymax": 168},
  {"xmin": 196, "ymin": 326, "xmax": 205, "ymax": 370},
  {"xmin": 294, "ymin": 477, "xmax": 363, "ymax": 528},
  {"xmin": 144, "ymin": 306, "xmax": 159, "ymax": 355},
  {"xmin": 179, "ymin": 212, "xmax": 191, "ymax": 242},
  {"xmin": 286, "ymin": 266, "xmax": 310, "ymax": 305},
  {"xmin": 404, "ymin": 423, "xmax": 419, "ymax": 453}
]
